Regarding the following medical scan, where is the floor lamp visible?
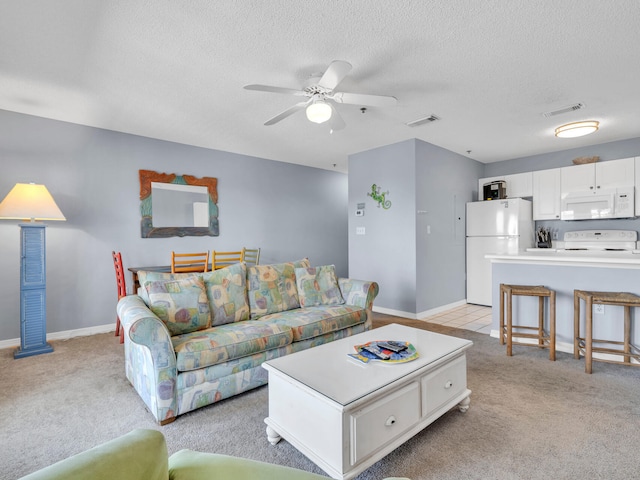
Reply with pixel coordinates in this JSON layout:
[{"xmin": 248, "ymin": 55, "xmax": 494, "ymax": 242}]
[{"xmin": 0, "ymin": 183, "xmax": 66, "ymax": 359}]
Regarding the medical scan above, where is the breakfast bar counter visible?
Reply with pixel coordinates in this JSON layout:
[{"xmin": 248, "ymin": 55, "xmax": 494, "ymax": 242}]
[{"xmin": 486, "ymin": 251, "xmax": 640, "ymax": 356}]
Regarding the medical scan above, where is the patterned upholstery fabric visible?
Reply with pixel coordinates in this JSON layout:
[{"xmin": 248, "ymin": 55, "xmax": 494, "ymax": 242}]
[
  {"xmin": 136, "ymin": 270, "xmax": 200, "ymax": 303},
  {"xmin": 258, "ymin": 304, "xmax": 364, "ymax": 342},
  {"xmin": 202, "ymin": 263, "xmax": 250, "ymax": 326},
  {"xmin": 295, "ymin": 265, "xmax": 345, "ymax": 307},
  {"xmin": 146, "ymin": 276, "xmax": 211, "ymax": 335},
  {"xmin": 117, "ymin": 265, "xmax": 379, "ymax": 424},
  {"xmin": 247, "ymin": 258, "xmax": 310, "ymax": 319},
  {"xmin": 171, "ymin": 321, "xmax": 293, "ymax": 371}
]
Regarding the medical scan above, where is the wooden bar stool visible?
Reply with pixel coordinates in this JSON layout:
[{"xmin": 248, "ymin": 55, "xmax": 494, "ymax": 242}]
[
  {"xmin": 573, "ymin": 290, "xmax": 640, "ymax": 374},
  {"xmin": 499, "ymin": 284, "xmax": 556, "ymax": 361}
]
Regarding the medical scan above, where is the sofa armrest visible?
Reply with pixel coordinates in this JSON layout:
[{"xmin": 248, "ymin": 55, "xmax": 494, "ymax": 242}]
[
  {"xmin": 19, "ymin": 429, "xmax": 168, "ymax": 480},
  {"xmin": 117, "ymin": 295, "xmax": 178, "ymax": 424},
  {"xmin": 338, "ymin": 278, "xmax": 379, "ymax": 330},
  {"xmin": 168, "ymin": 450, "xmax": 329, "ymax": 480},
  {"xmin": 338, "ymin": 278, "xmax": 379, "ymax": 310}
]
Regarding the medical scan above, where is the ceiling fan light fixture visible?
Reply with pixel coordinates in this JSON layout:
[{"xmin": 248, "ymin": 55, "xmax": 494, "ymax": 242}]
[
  {"xmin": 555, "ymin": 120, "xmax": 599, "ymax": 138},
  {"xmin": 306, "ymin": 100, "xmax": 332, "ymax": 124}
]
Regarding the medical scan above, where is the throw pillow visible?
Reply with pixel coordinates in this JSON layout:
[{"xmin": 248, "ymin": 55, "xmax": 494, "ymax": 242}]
[
  {"xmin": 295, "ymin": 265, "xmax": 345, "ymax": 307},
  {"xmin": 247, "ymin": 258, "xmax": 310, "ymax": 319},
  {"xmin": 136, "ymin": 270, "xmax": 200, "ymax": 303},
  {"xmin": 146, "ymin": 276, "xmax": 211, "ymax": 336},
  {"xmin": 202, "ymin": 262, "xmax": 250, "ymax": 326}
]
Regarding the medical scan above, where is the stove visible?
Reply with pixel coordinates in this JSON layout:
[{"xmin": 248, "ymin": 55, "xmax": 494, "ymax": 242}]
[{"xmin": 558, "ymin": 230, "xmax": 638, "ymax": 254}]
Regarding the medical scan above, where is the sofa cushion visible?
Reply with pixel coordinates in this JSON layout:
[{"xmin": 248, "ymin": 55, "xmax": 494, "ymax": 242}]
[
  {"xmin": 202, "ymin": 263, "xmax": 250, "ymax": 326},
  {"xmin": 295, "ymin": 265, "xmax": 345, "ymax": 307},
  {"xmin": 171, "ymin": 321, "xmax": 294, "ymax": 371},
  {"xmin": 136, "ymin": 270, "xmax": 200, "ymax": 303},
  {"xmin": 247, "ymin": 258, "xmax": 310, "ymax": 319},
  {"xmin": 258, "ymin": 304, "xmax": 365, "ymax": 342},
  {"xmin": 146, "ymin": 276, "xmax": 211, "ymax": 336}
]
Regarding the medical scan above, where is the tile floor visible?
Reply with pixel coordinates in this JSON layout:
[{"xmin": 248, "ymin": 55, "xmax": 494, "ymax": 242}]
[{"xmin": 422, "ymin": 304, "xmax": 493, "ymax": 335}]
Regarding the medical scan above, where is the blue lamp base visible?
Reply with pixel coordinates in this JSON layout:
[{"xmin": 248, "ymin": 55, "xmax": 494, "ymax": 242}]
[
  {"xmin": 14, "ymin": 223, "xmax": 53, "ymax": 359},
  {"xmin": 14, "ymin": 342, "xmax": 54, "ymax": 359}
]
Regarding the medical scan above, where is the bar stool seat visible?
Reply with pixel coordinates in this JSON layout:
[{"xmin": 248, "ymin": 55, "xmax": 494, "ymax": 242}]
[
  {"xmin": 499, "ymin": 284, "xmax": 556, "ymax": 360},
  {"xmin": 573, "ymin": 289, "xmax": 640, "ymax": 374}
]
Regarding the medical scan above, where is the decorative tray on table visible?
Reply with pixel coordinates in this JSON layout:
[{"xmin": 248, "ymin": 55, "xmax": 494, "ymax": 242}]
[{"xmin": 348, "ymin": 340, "xmax": 419, "ymax": 364}]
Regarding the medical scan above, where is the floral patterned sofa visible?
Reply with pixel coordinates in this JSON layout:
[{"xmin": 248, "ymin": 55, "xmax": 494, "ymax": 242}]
[{"xmin": 116, "ymin": 259, "xmax": 379, "ymax": 425}]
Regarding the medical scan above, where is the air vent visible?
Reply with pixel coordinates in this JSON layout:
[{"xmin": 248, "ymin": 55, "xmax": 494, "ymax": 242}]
[
  {"xmin": 406, "ymin": 114, "xmax": 440, "ymax": 127},
  {"xmin": 542, "ymin": 103, "xmax": 585, "ymax": 118}
]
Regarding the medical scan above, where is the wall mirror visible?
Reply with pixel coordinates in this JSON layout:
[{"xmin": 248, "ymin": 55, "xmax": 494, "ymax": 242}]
[{"xmin": 139, "ymin": 169, "xmax": 219, "ymax": 238}]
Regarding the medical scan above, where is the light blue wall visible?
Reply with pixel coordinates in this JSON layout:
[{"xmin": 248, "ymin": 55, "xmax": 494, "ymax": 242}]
[
  {"xmin": 349, "ymin": 140, "xmax": 418, "ymax": 313},
  {"xmin": 483, "ymin": 137, "xmax": 640, "ymax": 176},
  {"xmin": 0, "ymin": 110, "xmax": 348, "ymax": 342},
  {"xmin": 348, "ymin": 139, "xmax": 482, "ymax": 316},
  {"xmin": 415, "ymin": 140, "xmax": 482, "ymax": 313},
  {"xmin": 482, "ymin": 137, "xmax": 640, "ymax": 238}
]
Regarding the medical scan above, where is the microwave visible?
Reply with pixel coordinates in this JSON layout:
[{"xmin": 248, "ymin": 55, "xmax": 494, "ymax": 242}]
[
  {"xmin": 483, "ymin": 180, "xmax": 506, "ymax": 200},
  {"xmin": 560, "ymin": 187, "xmax": 635, "ymax": 220}
]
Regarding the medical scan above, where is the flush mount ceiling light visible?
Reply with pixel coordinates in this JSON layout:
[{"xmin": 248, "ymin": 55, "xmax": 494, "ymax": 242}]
[
  {"xmin": 555, "ymin": 120, "xmax": 599, "ymax": 138},
  {"xmin": 305, "ymin": 99, "xmax": 332, "ymax": 124}
]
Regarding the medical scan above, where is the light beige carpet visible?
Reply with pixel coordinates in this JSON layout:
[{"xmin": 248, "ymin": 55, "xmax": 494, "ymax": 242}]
[{"xmin": 1, "ymin": 315, "xmax": 639, "ymax": 479}]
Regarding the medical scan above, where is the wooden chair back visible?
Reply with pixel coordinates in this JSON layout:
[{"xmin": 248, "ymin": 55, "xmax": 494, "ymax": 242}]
[
  {"xmin": 112, "ymin": 251, "xmax": 127, "ymax": 343},
  {"xmin": 212, "ymin": 249, "xmax": 245, "ymax": 270},
  {"xmin": 243, "ymin": 248, "xmax": 261, "ymax": 266},
  {"xmin": 113, "ymin": 251, "xmax": 127, "ymax": 299},
  {"xmin": 171, "ymin": 251, "xmax": 210, "ymax": 273}
]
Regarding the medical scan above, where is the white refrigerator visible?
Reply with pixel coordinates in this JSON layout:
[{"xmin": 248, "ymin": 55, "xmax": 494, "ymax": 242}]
[{"xmin": 466, "ymin": 199, "xmax": 533, "ymax": 306}]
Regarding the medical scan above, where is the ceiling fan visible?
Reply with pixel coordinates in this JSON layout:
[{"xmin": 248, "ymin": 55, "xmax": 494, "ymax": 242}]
[{"xmin": 244, "ymin": 60, "xmax": 397, "ymax": 131}]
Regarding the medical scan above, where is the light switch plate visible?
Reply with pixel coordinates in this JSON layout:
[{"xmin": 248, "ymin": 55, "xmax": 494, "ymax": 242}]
[{"xmin": 356, "ymin": 227, "xmax": 365, "ymax": 235}]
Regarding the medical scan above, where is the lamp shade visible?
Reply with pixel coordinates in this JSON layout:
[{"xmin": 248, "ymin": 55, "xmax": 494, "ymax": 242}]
[
  {"xmin": 306, "ymin": 100, "xmax": 332, "ymax": 124},
  {"xmin": 555, "ymin": 120, "xmax": 599, "ymax": 138},
  {"xmin": 0, "ymin": 183, "xmax": 66, "ymax": 221}
]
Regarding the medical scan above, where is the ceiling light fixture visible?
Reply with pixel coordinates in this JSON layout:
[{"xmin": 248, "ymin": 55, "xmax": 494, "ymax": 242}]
[
  {"xmin": 554, "ymin": 120, "xmax": 599, "ymax": 138},
  {"xmin": 306, "ymin": 99, "xmax": 332, "ymax": 124}
]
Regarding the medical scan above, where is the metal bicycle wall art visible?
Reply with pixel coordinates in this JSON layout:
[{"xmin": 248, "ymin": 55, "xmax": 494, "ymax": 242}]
[{"xmin": 367, "ymin": 183, "xmax": 392, "ymax": 209}]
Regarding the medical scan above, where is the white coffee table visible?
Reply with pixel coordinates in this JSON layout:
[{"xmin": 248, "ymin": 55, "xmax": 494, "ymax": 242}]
[{"xmin": 262, "ymin": 323, "xmax": 473, "ymax": 479}]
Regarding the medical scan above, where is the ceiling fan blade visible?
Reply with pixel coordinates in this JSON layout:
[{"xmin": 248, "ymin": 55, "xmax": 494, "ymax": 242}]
[
  {"xmin": 328, "ymin": 104, "xmax": 346, "ymax": 132},
  {"xmin": 318, "ymin": 60, "xmax": 352, "ymax": 90},
  {"xmin": 244, "ymin": 84, "xmax": 307, "ymax": 96},
  {"xmin": 330, "ymin": 91, "xmax": 397, "ymax": 107},
  {"xmin": 264, "ymin": 100, "xmax": 311, "ymax": 126}
]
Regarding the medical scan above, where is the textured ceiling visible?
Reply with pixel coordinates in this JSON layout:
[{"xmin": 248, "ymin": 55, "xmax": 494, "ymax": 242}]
[{"xmin": 1, "ymin": 1, "xmax": 639, "ymax": 172}]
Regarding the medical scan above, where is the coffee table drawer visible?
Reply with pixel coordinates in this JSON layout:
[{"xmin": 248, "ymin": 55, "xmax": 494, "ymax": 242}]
[
  {"xmin": 421, "ymin": 354, "xmax": 467, "ymax": 417},
  {"xmin": 350, "ymin": 382, "xmax": 420, "ymax": 465}
]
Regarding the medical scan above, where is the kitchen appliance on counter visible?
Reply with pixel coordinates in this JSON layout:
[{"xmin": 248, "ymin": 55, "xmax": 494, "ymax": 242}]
[
  {"xmin": 554, "ymin": 230, "xmax": 638, "ymax": 254},
  {"xmin": 483, "ymin": 180, "xmax": 506, "ymax": 200},
  {"xmin": 466, "ymin": 198, "xmax": 533, "ymax": 306}
]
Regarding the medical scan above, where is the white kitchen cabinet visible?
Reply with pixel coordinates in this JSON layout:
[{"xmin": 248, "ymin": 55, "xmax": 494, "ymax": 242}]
[
  {"xmin": 635, "ymin": 157, "xmax": 640, "ymax": 213},
  {"xmin": 561, "ymin": 157, "xmax": 635, "ymax": 194},
  {"xmin": 478, "ymin": 172, "xmax": 532, "ymax": 200},
  {"xmin": 505, "ymin": 172, "xmax": 533, "ymax": 198},
  {"xmin": 532, "ymin": 168, "xmax": 562, "ymax": 220}
]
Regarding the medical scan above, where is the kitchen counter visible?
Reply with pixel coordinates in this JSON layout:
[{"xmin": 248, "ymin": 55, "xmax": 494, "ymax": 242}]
[
  {"xmin": 485, "ymin": 251, "xmax": 640, "ymax": 355},
  {"xmin": 486, "ymin": 250, "xmax": 640, "ymax": 268}
]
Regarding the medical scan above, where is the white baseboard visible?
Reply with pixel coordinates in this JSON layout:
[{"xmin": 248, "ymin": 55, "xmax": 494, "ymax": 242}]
[
  {"xmin": 373, "ymin": 300, "xmax": 468, "ymax": 321},
  {"xmin": 0, "ymin": 324, "xmax": 115, "ymax": 351}
]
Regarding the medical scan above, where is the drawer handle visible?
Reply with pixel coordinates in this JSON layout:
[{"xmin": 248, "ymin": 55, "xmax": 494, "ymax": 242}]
[
  {"xmin": 385, "ymin": 416, "xmax": 396, "ymax": 426},
  {"xmin": 445, "ymin": 381, "xmax": 453, "ymax": 389}
]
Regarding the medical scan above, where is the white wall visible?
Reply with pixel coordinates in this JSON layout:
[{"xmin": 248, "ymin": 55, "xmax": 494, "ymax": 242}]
[{"xmin": 0, "ymin": 110, "xmax": 348, "ymax": 342}]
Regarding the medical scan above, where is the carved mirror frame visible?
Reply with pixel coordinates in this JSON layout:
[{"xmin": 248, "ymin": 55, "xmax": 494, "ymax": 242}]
[{"xmin": 139, "ymin": 169, "xmax": 219, "ymax": 238}]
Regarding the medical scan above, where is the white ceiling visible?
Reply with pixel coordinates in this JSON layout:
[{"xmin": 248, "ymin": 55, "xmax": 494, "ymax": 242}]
[{"xmin": 1, "ymin": 1, "xmax": 639, "ymax": 173}]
